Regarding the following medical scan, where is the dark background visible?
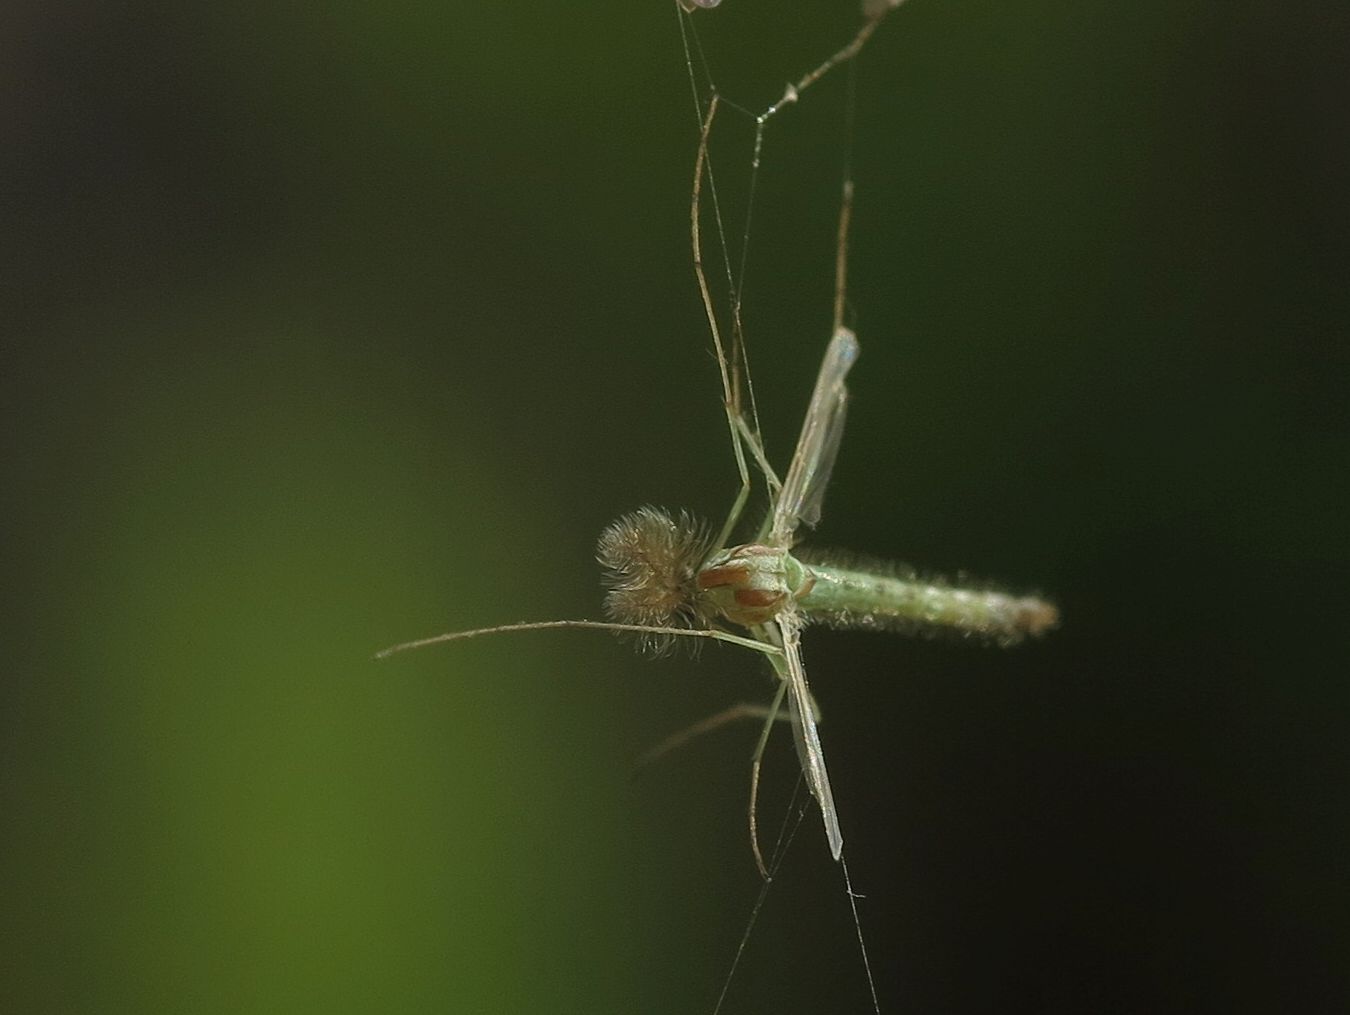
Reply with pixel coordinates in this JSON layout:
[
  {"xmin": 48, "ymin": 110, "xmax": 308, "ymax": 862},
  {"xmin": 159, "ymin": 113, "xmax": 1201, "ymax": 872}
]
[{"xmin": 4, "ymin": 1, "xmax": 1348, "ymax": 1012}]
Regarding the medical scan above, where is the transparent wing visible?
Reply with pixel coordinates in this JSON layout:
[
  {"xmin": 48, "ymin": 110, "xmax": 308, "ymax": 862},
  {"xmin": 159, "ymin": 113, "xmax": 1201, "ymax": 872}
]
[
  {"xmin": 768, "ymin": 327, "xmax": 859, "ymax": 546},
  {"xmin": 776, "ymin": 608, "xmax": 843, "ymax": 860}
]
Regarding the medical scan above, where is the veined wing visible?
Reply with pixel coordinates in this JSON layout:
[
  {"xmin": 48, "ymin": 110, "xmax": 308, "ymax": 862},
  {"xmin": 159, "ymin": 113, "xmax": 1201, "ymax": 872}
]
[
  {"xmin": 768, "ymin": 327, "xmax": 859, "ymax": 546},
  {"xmin": 777, "ymin": 608, "xmax": 843, "ymax": 860}
]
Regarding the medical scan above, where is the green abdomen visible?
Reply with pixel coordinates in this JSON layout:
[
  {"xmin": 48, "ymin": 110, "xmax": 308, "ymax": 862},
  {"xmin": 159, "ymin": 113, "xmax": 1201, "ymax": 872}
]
[{"xmin": 795, "ymin": 556, "xmax": 1058, "ymax": 647}]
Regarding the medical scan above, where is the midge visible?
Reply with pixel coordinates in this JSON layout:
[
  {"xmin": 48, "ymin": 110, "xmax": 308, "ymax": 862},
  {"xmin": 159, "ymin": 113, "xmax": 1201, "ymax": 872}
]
[
  {"xmin": 378, "ymin": 318, "xmax": 1056, "ymax": 871},
  {"xmin": 378, "ymin": 3, "xmax": 1057, "ymax": 876}
]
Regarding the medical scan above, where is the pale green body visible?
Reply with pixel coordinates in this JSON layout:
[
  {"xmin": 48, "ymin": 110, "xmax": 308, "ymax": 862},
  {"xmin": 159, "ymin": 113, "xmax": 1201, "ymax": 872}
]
[
  {"xmin": 796, "ymin": 557, "xmax": 1057, "ymax": 646},
  {"xmin": 697, "ymin": 542, "xmax": 1057, "ymax": 648}
]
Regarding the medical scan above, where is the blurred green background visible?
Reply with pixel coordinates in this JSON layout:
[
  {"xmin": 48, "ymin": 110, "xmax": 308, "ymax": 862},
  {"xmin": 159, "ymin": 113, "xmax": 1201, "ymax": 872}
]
[{"xmin": 4, "ymin": 1, "xmax": 1348, "ymax": 1012}]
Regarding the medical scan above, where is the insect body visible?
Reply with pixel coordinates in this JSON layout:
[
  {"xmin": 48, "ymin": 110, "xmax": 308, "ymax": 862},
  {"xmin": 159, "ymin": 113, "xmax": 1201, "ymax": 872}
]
[{"xmin": 591, "ymin": 327, "xmax": 1057, "ymax": 865}]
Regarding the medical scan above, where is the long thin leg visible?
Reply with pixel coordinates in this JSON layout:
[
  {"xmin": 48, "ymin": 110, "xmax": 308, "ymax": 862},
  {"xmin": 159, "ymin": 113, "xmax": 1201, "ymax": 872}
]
[
  {"xmin": 735, "ymin": 415, "xmax": 781, "ymax": 497},
  {"xmin": 759, "ymin": 7, "xmax": 892, "ymax": 124},
  {"xmin": 747, "ymin": 678, "xmax": 790, "ymax": 880},
  {"xmin": 633, "ymin": 701, "xmax": 786, "ymax": 770},
  {"xmin": 689, "ymin": 6, "xmax": 899, "ymax": 553},
  {"xmin": 692, "ymin": 103, "xmax": 783, "ymax": 551},
  {"xmin": 833, "ymin": 178, "xmax": 854, "ymax": 336},
  {"xmin": 722, "ymin": 4, "xmax": 900, "ymax": 475},
  {"xmin": 691, "ymin": 95, "xmax": 757, "ymax": 551}
]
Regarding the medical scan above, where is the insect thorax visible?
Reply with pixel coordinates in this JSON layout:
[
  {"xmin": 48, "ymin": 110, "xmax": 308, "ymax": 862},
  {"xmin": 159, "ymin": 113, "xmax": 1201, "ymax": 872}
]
[
  {"xmin": 695, "ymin": 543, "xmax": 814, "ymax": 627},
  {"xmin": 595, "ymin": 507, "xmax": 814, "ymax": 650}
]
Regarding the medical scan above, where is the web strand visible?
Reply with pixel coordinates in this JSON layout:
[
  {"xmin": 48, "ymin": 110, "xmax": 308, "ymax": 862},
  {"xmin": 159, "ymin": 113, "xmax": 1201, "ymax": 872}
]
[
  {"xmin": 675, "ymin": 3, "xmax": 899, "ymax": 1012},
  {"xmin": 712, "ymin": 781, "xmax": 811, "ymax": 1015},
  {"xmin": 679, "ymin": 2, "xmax": 899, "ymax": 515}
]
